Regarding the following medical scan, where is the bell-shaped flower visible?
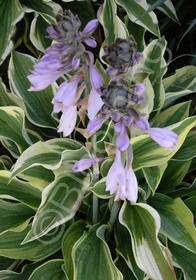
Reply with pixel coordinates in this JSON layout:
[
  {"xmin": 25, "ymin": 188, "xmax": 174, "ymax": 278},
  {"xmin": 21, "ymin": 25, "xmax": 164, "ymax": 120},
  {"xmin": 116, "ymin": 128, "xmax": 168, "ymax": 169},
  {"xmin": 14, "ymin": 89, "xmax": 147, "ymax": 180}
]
[
  {"xmin": 72, "ymin": 157, "xmax": 105, "ymax": 172},
  {"xmin": 58, "ymin": 106, "xmax": 77, "ymax": 137},
  {"xmin": 106, "ymin": 149, "xmax": 127, "ymax": 200},
  {"xmin": 146, "ymin": 128, "xmax": 179, "ymax": 151},
  {"xmin": 52, "ymin": 76, "xmax": 81, "ymax": 109}
]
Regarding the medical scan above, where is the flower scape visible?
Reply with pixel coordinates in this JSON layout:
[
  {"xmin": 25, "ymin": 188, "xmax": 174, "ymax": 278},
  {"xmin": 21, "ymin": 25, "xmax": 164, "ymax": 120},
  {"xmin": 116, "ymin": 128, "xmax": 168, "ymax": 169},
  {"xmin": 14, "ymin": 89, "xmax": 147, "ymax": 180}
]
[{"xmin": 28, "ymin": 10, "xmax": 179, "ymax": 203}]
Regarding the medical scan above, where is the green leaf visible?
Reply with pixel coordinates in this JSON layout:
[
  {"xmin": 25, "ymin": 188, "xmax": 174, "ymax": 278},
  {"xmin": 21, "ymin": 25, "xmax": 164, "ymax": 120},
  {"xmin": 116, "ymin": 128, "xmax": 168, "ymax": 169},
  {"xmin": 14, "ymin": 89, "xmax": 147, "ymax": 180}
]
[
  {"xmin": 0, "ymin": 80, "xmax": 21, "ymax": 107},
  {"xmin": 115, "ymin": 256, "xmax": 137, "ymax": 280},
  {"xmin": 91, "ymin": 178, "xmax": 112, "ymax": 199},
  {"xmin": 139, "ymin": 37, "xmax": 167, "ymax": 110},
  {"xmin": 0, "ymin": 224, "xmax": 63, "ymax": 261},
  {"xmin": 9, "ymin": 51, "xmax": 58, "ymax": 128},
  {"xmin": 72, "ymin": 224, "xmax": 123, "ymax": 280},
  {"xmin": 115, "ymin": 222, "xmax": 145, "ymax": 280},
  {"xmin": 185, "ymin": 196, "xmax": 196, "ymax": 216},
  {"xmin": 163, "ymin": 66, "xmax": 196, "ymax": 108},
  {"xmin": 99, "ymin": 0, "xmax": 128, "ymax": 46},
  {"xmin": 62, "ymin": 220, "xmax": 86, "ymax": 280},
  {"xmin": 28, "ymin": 260, "xmax": 66, "ymax": 280},
  {"xmin": 138, "ymin": 0, "xmax": 167, "ymax": 20},
  {"xmin": 0, "ymin": 0, "xmax": 24, "ymax": 64},
  {"xmin": 18, "ymin": 166, "xmax": 55, "ymax": 191},
  {"xmin": 157, "ymin": 159, "xmax": 191, "ymax": 193},
  {"xmin": 177, "ymin": 18, "xmax": 196, "ymax": 49},
  {"xmin": 149, "ymin": 194, "xmax": 196, "ymax": 253},
  {"xmin": 131, "ymin": 116, "xmax": 196, "ymax": 171},
  {"xmin": 115, "ymin": 0, "xmax": 160, "ymax": 36},
  {"xmin": 23, "ymin": 171, "xmax": 90, "ymax": 242},
  {"xmin": 0, "ymin": 106, "xmax": 32, "ymax": 153},
  {"xmin": 0, "ymin": 199, "xmax": 35, "ymax": 235},
  {"xmin": 173, "ymin": 130, "xmax": 196, "ymax": 161},
  {"xmin": 147, "ymin": 0, "xmax": 179, "ymax": 22},
  {"xmin": 168, "ymin": 241, "xmax": 196, "ymax": 280},
  {"xmin": 30, "ymin": 15, "xmax": 51, "ymax": 53},
  {"xmin": 119, "ymin": 201, "xmax": 176, "ymax": 280},
  {"xmin": 0, "ymin": 270, "xmax": 23, "ymax": 280},
  {"xmin": 19, "ymin": 0, "xmax": 62, "ymax": 23},
  {"xmin": 0, "ymin": 170, "xmax": 41, "ymax": 209},
  {"xmin": 142, "ymin": 163, "xmax": 168, "ymax": 193},
  {"xmin": 151, "ymin": 101, "xmax": 191, "ymax": 128},
  {"xmin": 125, "ymin": 17, "xmax": 145, "ymax": 51},
  {"xmin": 10, "ymin": 138, "xmax": 88, "ymax": 180}
]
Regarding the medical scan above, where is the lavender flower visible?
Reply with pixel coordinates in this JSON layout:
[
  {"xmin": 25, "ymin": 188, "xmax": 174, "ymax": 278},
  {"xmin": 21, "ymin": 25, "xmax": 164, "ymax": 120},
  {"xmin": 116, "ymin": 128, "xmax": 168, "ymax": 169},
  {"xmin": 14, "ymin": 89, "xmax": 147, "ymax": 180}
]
[
  {"xmin": 133, "ymin": 117, "xmax": 179, "ymax": 151},
  {"xmin": 72, "ymin": 157, "xmax": 105, "ymax": 172},
  {"xmin": 28, "ymin": 10, "xmax": 98, "ymax": 91}
]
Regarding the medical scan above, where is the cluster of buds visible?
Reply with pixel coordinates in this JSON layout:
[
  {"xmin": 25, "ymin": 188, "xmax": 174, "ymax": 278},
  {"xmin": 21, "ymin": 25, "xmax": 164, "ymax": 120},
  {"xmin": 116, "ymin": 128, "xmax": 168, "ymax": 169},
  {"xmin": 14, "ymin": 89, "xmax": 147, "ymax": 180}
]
[{"xmin": 28, "ymin": 10, "xmax": 179, "ymax": 203}]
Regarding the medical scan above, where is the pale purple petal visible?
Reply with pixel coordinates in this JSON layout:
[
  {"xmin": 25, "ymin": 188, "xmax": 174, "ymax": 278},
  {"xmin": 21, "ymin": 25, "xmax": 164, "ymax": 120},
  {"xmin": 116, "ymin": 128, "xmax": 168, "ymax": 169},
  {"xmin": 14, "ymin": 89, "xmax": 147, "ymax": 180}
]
[
  {"xmin": 114, "ymin": 122, "xmax": 126, "ymax": 135},
  {"xmin": 82, "ymin": 19, "xmax": 99, "ymax": 35},
  {"xmin": 53, "ymin": 76, "xmax": 81, "ymax": 107},
  {"xmin": 87, "ymin": 115, "xmax": 108, "ymax": 135},
  {"xmin": 83, "ymin": 38, "xmax": 97, "ymax": 48},
  {"xmin": 135, "ymin": 83, "xmax": 146, "ymax": 95},
  {"xmin": 72, "ymin": 58, "xmax": 80, "ymax": 70},
  {"xmin": 106, "ymin": 149, "xmax": 126, "ymax": 199},
  {"xmin": 133, "ymin": 117, "xmax": 150, "ymax": 131},
  {"xmin": 90, "ymin": 65, "xmax": 103, "ymax": 90},
  {"xmin": 28, "ymin": 70, "xmax": 65, "ymax": 91},
  {"xmin": 88, "ymin": 88, "xmax": 104, "ymax": 120},
  {"xmin": 58, "ymin": 106, "xmax": 77, "ymax": 137},
  {"xmin": 125, "ymin": 166, "xmax": 138, "ymax": 202},
  {"xmin": 146, "ymin": 128, "xmax": 179, "ymax": 150},
  {"xmin": 122, "ymin": 115, "xmax": 132, "ymax": 127},
  {"xmin": 116, "ymin": 131, "xmax": 130, "ymax": 151},
  {"xmin": 72, "ymin": 157, "xmax": 104, "ymax": 172}
]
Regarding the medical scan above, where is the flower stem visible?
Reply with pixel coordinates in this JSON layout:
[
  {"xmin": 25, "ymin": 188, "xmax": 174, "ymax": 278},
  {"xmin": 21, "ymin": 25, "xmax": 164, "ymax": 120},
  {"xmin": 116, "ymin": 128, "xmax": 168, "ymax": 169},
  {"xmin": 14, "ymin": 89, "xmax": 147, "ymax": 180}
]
[
  {"xmin": 109, "ymin": 200, "xmax": 121, "ymax": 227},
  {"xmin": 92, "ymin": 193, "xmax": 99, "ymax": 224}
]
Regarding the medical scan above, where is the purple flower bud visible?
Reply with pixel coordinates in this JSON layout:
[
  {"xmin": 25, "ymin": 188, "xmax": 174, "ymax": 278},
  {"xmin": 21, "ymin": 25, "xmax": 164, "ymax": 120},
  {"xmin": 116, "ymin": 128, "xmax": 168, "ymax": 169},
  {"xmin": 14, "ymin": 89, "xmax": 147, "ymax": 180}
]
[
  {"xmin": 83, "ymin": 38, "xmax": 97, "ymax": 48},
  {"xmin": 72, "ymin": 157, "xmax": 104, "ymax": 172},
  {"xmin": 72, "ymin": 57, "xmax": 80, "ymax": 70},
  {"xmin": 106, "ymin": 149, "xmax": 126, "ymax": 200},
  {"xmin": 85, "ymin": 51, "xmax": 94, "ymax": 66},
  {"xmin": 125, "ymin": 166, "xmax": 138, "ymax": 202},
  {"xmin": 88, "ymin": 88, "xmax": 104, "ymax": 120},
  {"xmin": 106, "ymin": 67, "xmax": 118, "ymax": 76},
  {"xmin": 146, "ymin": 128, "xmax": 179, "ymax": 151},
  {"xmin": 82, "ymin": 19, "xmax": 99, "ymax": 35},
  {"xmin": 135, "ymin": 83, "xmax": 146, "ymax": 95},
  {"xmin": 58, "ymin": 106, "xmax": 77, "ymax": 137},
  {"xmin": 87, "ymin": 115, "xmax": 109, "ymax": 135},
  {"xmin": 122, "ymin": 115, "xmax": 132, "ymax": 127},
  {"xmin": 114, "ymin": 122, "xmax": 126, "ymax": 135}
]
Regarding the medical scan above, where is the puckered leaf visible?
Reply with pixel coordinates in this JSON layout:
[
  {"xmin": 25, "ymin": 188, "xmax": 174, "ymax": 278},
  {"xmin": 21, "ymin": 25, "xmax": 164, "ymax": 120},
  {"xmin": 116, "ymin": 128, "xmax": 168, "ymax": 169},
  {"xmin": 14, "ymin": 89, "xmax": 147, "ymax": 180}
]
[
  {"xmin": 149, "ymin": 194, "xmax": 196, "ymax": 253},
  {"xmin": 115, "ymin": 0, "xmax": 160, "ymax": 36},
  {"xmin": 9, "ymin": 51, "xmax": 58, "ymax": 128},
  {"xmin": 0, "ymin": 0, "xmax": 24, "ymax": 64},
  {"xmin": 72, "ymin": 224, "xmax": 123, "ymax": 280},
  {"xmin": 119, "ymin": 201, "xmax": 176, "ymax": 280},
  {"xmin": 131, "ymin": 116, "xmax": 196, "ymax": 170}
]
